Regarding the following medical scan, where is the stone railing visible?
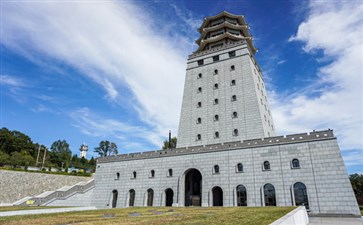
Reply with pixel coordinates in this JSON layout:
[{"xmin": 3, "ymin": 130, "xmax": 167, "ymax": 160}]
[
  {"xmin": 15, "ymin": 179, "xmax": 94, "ymax": 206},
  {"xmin": 188, "ymin": 40, "xmax": 247, "ymax": 59},
  {"xmin": 98, "ymin": 130, "xmax": 335, "ymax": 164}
]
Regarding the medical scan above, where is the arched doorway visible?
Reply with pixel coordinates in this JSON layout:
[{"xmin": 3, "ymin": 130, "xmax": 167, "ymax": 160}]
[
  {"xmin": 263, "ymin": 183, "xmax": 276, "ymax": 206},
  {"xmin": 165, "ymin": 188, "xmax": 174, "ymax": 206},
  {"xmin": 212, "ymin": 186, "xmax": 223, "ymax": 206},
  {"xmin": 236, "ymin": 185, "xmax": 247, "ymax": 206},
  {"xmin": 129, "ymin": 189, "xmax": 135, "ymax": 207},
  {"xmin": 185, "ymin": 169, "xmax": 202, "ymax": 206},
  {"xmin": 111, "ymin": 190, "xmax": 118, "ymax": 208},
  {"xmin": 293, "ymin": 182, "xmax": 309, "ymax": 209},
  {"xmin": 147, "ymin": 189, "xmax": 154, "ymax": 206}
]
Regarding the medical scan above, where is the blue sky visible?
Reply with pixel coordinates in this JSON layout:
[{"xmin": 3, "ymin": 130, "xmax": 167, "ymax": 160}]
[{"xmin": 1, "ymin": 0, "xmax": 362, "ymax": 174}]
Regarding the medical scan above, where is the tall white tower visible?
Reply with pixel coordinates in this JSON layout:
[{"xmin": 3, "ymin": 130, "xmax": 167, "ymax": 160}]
[
  {"xmin": 80, "ymin": 143, "xmax": 88, "ymax": 158},
  {"xmin": 177, "ymin": 11, "xmax": 275, "ymax": 148}
]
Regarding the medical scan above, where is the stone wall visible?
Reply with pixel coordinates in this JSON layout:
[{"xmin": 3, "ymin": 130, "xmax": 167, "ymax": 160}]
[{"xmin": 0, "ymin": 170, "xmax": 92, "ymax": 204}]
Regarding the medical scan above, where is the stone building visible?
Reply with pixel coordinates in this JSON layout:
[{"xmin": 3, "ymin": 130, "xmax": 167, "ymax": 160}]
[{"xmin": 84, "ymin": 12, "xmax": 359, "ymax": 216}]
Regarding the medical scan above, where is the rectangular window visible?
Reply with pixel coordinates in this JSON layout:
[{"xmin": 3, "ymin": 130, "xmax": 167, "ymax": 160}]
[
  {"xmin": 229, "ymin": 51, "xmax": 236, "ymax": 58},
  {"xmin": 197, "ymin": 59, "xmax": 204, "ymax": 66},
  {"xmin": 213, "ymin": 55, "xmax": 219, "ymax": 62}
]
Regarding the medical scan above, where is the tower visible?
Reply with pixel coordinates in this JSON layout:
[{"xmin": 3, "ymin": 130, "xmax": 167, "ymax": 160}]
[
  {"xmin": 80, "ymin": 143, "xmax": 88, "ymax": 158},
  {"xmin": 177, "ymin": 11, "xmax": 275, "ymax": 148}
]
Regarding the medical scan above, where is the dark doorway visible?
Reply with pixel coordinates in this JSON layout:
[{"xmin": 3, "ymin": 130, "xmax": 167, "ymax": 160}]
[
  {"xmin": 129, "ymin": 189, "xmax": 135, "ymax": 206},
  {"xmin": 165, "ymin": 188, "xmax": 174, "ymax": 206},
  {"xmin": 111, "ymin": 190, "xmax": 118, "ymax": 208},
  {"xmin": 212, "ymin": 186, "xmax": 223, "ymax": 206},
  {"xmin": 236, "ymin": 185, "xmax": 247, "ymax": 206},
  {"xmin": 185, "ymin": 169, "xmax": 202, "ymax": 206},
  {"xmin": 264, "ymin": 183, "xmax": 276, "ymax": 206},
  {"xmin": 147, "ymin": 189, "xmax": 154, "ymax": 206},
  {"xmin": 293, "ymin": 182, "xmax": 309, "ymax": 209}
]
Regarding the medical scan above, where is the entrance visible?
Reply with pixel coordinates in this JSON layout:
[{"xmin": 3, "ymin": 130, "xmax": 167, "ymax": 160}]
[
  {"xmin": 165, "ymin": 188, "xmax": 174, "ymax": 206},
  {"xmin": 212, "ymin": 186, "xmax": 223, "ymax": 206},
  {"xmin": 111, "ymin": 190, "xmax": 118, "ymax": 208},
  {"xmin": 185, "ymin": 169, "xmax": 202, "ymax": 206}
]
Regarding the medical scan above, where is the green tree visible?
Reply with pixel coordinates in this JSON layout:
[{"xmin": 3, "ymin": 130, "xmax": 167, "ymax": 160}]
[
  {"xmin": 349, "ymin": 173, "xmax": 363, "ymax": 205},
  {"xmin": 162, "ymin": 137, "xmax": 177, "ymax": 149},
  {"xmin": 94, "ymin": 140, "xmax": 118, "ymax": 157},
  {"xmin": 50, "ymin": 140, "xmax": 72, "ymax": 167},
  {"xmin": 0, "ymin": 127, "xmax": 37, "ymax": 156},
  {"xmin": 89, "ymin": 156, "xmax": 96, "ymax": 166},
  {"xmin": 0, "ymin": 151, "xmax": 10, "ymax": 166}
]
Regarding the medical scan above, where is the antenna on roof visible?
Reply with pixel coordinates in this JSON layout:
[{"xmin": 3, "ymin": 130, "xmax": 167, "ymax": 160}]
[{"xmin": 169, "ymin": 130, "xmax": 172, "ymax": 149}]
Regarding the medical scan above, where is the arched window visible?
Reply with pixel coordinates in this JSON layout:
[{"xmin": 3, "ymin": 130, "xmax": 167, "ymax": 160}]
[
  {"xmin": 236, "ymin": 185, "xmax": 247, "ymax": 206},
  {"xmin": 293, "ymin": 182, "xmax": 309, "ymax": 209},
  {"xmin": 214, "ymin": 132, "xmax": 219, "ymax": 138},
  {"xmin": 197, "ymin": 117, "xmax": 201, "ymax": 124},
  {"xmin": 232, "ymin": 111, "xmax": 238, "ymax": 118},
  {"xmin": 231, "ymin": 65, "xmax": 235, "ymax": 71},
  {"xmin": 214, "ymin": 115, "xmax": 219, "ymax": 121},
  {"xmin": 214, "ymin": 165, "xmax": 220, "ymax": 174},
  {"xmin": 111, "ymin": 190, "xmax": 118, "ymax": 208},
  {"xmin": 129, "ymin": 189, "xmax": 135, "ymax": 206},
  {"xmin": 197, "ymin": 134, "xmax": 201, "ymax": 141},
  {"xmin": 214, "ymin": 83, "xmax": 219, "ymax": 89},
  {"xmin": 198, "ymin": 73, "xmax": 202, "ymax": 79},
  {"xmin": 147, "ymin": 189, "xmax": 154, "ymax": 206},
  {"xmin": 237, "ymin": 163, "xmax": 243, "ymax": 172},
  {"xmin": 233, "ymin": 129, "xmax": 239, "ymax": 136},
  {"xmin": 263, "ymin": 161, "xmax": 270, "ymax": 170},
  {"xmin": 231, "ymin": 95, "xmax": 237, "ymax": 101},
  {"xmin": 197, "ymin": 87, "xmax": 202, "ymax": 93},
  {"xmin": 150, "ymin": 170, "xmax": 155, "ymax": 178},
  {"xmin": 231, "ymin": 80, "xmax": 236, "ymax": 86},
  {"xmin": 116, "ymin": 172, "xmax": 120, "ymax": 180},
  {"xmin": 132, "ymin": 171, "xmax": 137, "ymax": 179},
  {"xmin": 292, "ymin": 159, "xmax": 300, "ymax": 168},
  {"xmin": 214, "ymin": 69, "xmax": 218, "ymax": 75},
  {"xmin": 264, "ymin": 183, "xmax": 276, "ymax": 206},
  {"xmin": 168, "ymin": 169, "xmax": 173, "ymax": 177},
  {"xmin": 214, "ymin": 99, "xmax": 219, "ymax": 104}
]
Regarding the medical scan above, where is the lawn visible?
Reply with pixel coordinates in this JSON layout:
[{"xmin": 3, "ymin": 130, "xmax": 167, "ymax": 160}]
[{"xmin": 0, "ymin": 206, "xmax": 295, "ymax": 225}]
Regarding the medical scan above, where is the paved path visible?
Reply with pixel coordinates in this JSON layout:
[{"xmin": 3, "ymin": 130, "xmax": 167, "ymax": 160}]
[
  {"xmin": 309, "ymin": 216, "xmax": 363, "ymax": 225},
  {"xmin": 0, "ymin": 206, "xmax": 97, "ymax": 217}
]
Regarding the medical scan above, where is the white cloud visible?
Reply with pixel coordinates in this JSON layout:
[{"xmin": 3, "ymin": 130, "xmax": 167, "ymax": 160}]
[
  {"xmin": 0, "ymin": 75, "xmax": 26, "ymax": 88},
  {"xmin": 2, "ymin": 1, "xmax": 189, "ymax": 146},
  {"xmin": 271, "ymin": 1, "xmax": 363, "ymax": 150}
]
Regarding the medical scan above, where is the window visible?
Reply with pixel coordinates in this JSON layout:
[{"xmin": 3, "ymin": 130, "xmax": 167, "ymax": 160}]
[
  {"xmin": 232, "ymin": 111, "xmax": 238, "ymax": 118},
  {"xmin": 213, "ymin": 55, "xmax": 219, "ymax": 62},
  {"xmin": 263, "ymin": 161, "xmax": 270, "ymax": 170},
  {"xmin": 291, "ymin": 159, "xmax": 300, "ymax": 168},
  {"xmin": 214, "ymin": 99, "xmax": 219, "ymax": 105},
  {"xmin": 116, "ymin": 172, "xmax": 120, "ymax": 180},
  {"xmin": 230, "ymin": 65, "xmax": 235, "ymax": 71},
  {"xmin": 233, "ymin": 129, "xmax": 239, "ymax": 136},
  {"xmin": 214, "ymin": 165, "xmax": 220, "ymax": 174},
  {"xmin": 129, "ymin": 189, "xmax": 135, "ymax": 206},
  {"xmin": 264, "ymin": 115, "xmax": 267, "ymax": 121},
  {"xmin": 197, "ymin": 134, "xmax": 201, "ymax": 141},
  {"xmin": 197, "ymin": 102, "xmax": 202, "ymax": 107},
  {"xmin": 236, "ymin": 185, "xmax": 247, "ymax": 206},
  {"xmin": 168, "ymin": 169, "xmax": 173, "ymax": 177},
  {"xmin": 132, "ymin": 171, "xmax": 137, "ymax": 179},
  {"xmin": 215, "ymin": 132, "xmax": 219, "ymax": 138},
  {"xmin": 197, "ymin": 87, "xmax": 202, "ymax": 93},
  {"xmin": 260, "ymin": 99, "xmax": 263, "ymax": 105},
  {"xmin": 293, "ymin": 182, "xmax": 309, "ymax": 209},
  {"xmin": 237, "ymin": 163, "xmax": 243, "ymax": 172},
  {"xmin": 231, "ymin": 95, "xmax": 237, "ymax": 101},
  {"xmin": 197, "ymin": 59, "xmax": 204, "ymax": 66},
  {"xmin": 198, "ymin": 73, "xmax": 202, "ymax": 79},
  {"xmin": 231, "ymin": 80, "xmax": 236, "ymax": 86},
  {"xmin": 214, "ymin": 115, "xmax": 219, "ymax": 121},
  {"xmin": 214, "ymin": 83, "xmax": 219, "ymax": 89},
  {"xmin": 214, "ymin": 69, "xmax": 218, "ymax": 75},
  {"xmin": 196, "ymin": 117, "xmax": 201, "ymax": 124},
  {"xmin": 147, "ymin": 189, "xmax": 154, "ymax": 206},
  {"xmin": 229, "ymin": 51, "xmax": 236, "ymax": 58},
  {"xmin": 264, "ymin": 183, "xmax": 276, "ymax": 206},
  {"xmin": 150, "ymin": 170, "xmax": 155, "ymax": 178},
  {"xmin": 257, "ymin": 83, "xmax": 260, "ymax": 89}
]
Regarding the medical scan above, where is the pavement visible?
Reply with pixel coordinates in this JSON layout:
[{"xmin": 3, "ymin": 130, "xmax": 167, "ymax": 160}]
[
  {"xmin": 0, "ymin": 206, "xmax": 98, "ymax": 217},
  {"xmin": 309, "ymin": 216, "xmax": 363, "ymax": 225}
]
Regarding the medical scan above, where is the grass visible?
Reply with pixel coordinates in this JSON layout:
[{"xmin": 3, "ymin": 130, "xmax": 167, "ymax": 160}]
[
  {"xmin": 0, "ymin": 206, "xmax": 67, "ymax": 212},
  {"xmin": 0, "ymin": 206, "xmax": 295, "ymax": 225}
]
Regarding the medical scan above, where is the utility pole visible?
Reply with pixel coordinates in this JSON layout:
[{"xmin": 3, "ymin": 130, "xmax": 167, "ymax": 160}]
[
  {"xmin": 35, "ymin": 145, "xmax": 41, "ymax": 166},
  {"xmin": 41, "ymin": 148, "xmax": 47, "ymax": 170}
]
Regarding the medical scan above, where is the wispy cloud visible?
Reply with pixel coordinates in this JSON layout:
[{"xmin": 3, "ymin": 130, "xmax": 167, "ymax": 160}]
[
  {"xmin": 2, "ymin": 1, "xmax": 193, "ymax": 146},
  {"xmin": 0, "ymin": 75, "xmax": 26, "ymax": 88},
  {"xmin": 271, "ymin": 0, "xmax": 363, "ymax": 150}
]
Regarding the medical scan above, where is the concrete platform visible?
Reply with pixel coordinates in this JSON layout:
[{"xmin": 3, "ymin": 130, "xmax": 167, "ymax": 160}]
[{"xmin": 309, "ymin": 216, "xmax": 363, "ymax": 225}]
